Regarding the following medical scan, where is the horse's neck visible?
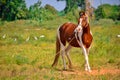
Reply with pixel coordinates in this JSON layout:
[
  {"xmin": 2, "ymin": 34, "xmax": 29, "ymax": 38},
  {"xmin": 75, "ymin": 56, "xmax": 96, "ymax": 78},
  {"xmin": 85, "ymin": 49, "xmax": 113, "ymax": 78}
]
[{"xmin": 83, "ymin": 24, "xmax": 90, "ymax": 34}]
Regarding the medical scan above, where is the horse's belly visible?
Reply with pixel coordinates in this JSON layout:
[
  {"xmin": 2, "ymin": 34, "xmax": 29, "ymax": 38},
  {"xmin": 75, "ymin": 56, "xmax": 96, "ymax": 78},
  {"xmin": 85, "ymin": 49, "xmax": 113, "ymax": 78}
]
[{"xmin": 67, "ymin": 38, "xmax": 81, "ymax": 48}]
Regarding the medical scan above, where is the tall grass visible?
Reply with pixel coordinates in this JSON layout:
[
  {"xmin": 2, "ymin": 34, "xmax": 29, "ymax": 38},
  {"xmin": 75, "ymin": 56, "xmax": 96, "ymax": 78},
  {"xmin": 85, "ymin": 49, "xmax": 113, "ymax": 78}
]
[{"xmin": 0, "ymin": 19, "xmax": 120, "ymax": 80}]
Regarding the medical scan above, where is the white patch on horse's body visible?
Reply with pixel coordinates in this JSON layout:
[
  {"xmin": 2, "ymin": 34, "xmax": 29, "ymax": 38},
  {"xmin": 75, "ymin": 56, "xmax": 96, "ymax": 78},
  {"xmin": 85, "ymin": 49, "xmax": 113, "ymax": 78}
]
[
  {"xmin": 75, "ymin": 18, "xmax": 83, "ymax": 47},
  {"xmin": 75, "ymin": 19, "xmax": 83, "ymax": 32},
  {"xmin": 57, "ymin": 26, "xmax": 63, "ymax": 47},
  {"xmin": 68, "ymin": 37, "xmax": 71, "ymax": 40},
  {"xmin": 82, "ymin": 46, "xmax": 91, "ymax": 71},
  {"xmin": 75, "ymin": 30, "xmax": 83, "ymax": 47}
]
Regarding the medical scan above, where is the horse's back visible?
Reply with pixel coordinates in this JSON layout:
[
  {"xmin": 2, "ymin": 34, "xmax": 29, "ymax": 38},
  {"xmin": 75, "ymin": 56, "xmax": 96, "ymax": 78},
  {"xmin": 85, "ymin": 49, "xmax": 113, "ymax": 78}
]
[
  {"xmin": 59, "ymin": 22, "xmax": 77, "ymax": 38},
  {"xmin": 58, "ymin": 22, "xmax": 81, "ymax": 47},
  {"xmin": 58, "ymin": 22, "xmax": 77, "ymax": 45},
  {"xmin": 59, "ymin": 22, "xmax": 77, "ymax": 33}
]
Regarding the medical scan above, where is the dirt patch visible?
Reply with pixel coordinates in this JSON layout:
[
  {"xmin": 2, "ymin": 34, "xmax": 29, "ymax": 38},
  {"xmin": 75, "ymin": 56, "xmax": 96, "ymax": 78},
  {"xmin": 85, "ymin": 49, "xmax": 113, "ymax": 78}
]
[{"xmin": 61, "ymin": 68, "xmax": 120, "ymax": 76}]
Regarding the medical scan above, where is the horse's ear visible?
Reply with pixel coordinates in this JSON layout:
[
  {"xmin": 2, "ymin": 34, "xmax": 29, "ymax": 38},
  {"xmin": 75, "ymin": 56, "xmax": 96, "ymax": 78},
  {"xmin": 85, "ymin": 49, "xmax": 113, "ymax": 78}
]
[{"xmin": 84, "ymin": 12, "xmax": 89, "ymax": 23}]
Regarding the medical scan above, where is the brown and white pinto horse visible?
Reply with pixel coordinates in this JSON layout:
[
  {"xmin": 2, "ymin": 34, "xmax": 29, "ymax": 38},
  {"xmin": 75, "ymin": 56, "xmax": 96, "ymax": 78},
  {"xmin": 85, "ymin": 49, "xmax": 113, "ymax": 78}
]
[{"xmin": 52, "ymin": 11, "xmax": 93, "ymax": 72}]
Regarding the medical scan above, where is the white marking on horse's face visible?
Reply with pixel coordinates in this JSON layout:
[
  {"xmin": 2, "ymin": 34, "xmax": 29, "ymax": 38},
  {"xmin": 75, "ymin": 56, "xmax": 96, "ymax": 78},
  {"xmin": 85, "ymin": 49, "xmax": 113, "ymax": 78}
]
[{"xmin": 76, "ymin": 18, "xmax": 83, "ymax": 32}]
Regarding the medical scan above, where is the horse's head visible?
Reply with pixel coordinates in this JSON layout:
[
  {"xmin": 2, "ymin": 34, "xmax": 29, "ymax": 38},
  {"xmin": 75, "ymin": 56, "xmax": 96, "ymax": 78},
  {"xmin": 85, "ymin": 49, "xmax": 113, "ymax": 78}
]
[{"xmin": 76, "ymin": 11, "xmax": 89, "ymax": 32}]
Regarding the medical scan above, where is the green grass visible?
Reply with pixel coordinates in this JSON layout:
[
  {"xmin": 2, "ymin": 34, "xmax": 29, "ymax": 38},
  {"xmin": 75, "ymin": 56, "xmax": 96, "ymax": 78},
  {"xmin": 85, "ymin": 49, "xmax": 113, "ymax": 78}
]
[{"xmin": 0, "ymin": 19, "xmax": 120, "ymax": 80}]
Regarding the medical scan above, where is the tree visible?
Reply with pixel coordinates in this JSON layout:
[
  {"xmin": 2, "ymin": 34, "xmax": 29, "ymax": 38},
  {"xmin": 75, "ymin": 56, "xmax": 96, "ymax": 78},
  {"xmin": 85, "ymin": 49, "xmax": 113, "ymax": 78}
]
[
  {"xmin": 0, "ymin": 0, "xmax": 28, "ymax": 21},
  {"xmin": 44, "ymin": 4, "xmax": 57, "ymax": 14},
  {"xmin": 57, "ymin": 0, "xmax": 94, "ymax": 19},
  {"xmin": 28, "ymin": 0, "xmax": 42, "ymax": 21},
  {"xmin": 57, "ymin": 0, "xmax": 85, "ymax": 13},
  {"xmin": 85, "ymin": 0, "xmax": 94, "ymax": 19},
  {"xmin": 95, "ymin": 4, "xmax": 120, "ymax": 20},
  {"xmin": 95, "ymin": 5, "xmax": 105, "ymax": 20},
  {"xmin": 28, "ymin": 0, "xmax": 58, "ymax": 22}
]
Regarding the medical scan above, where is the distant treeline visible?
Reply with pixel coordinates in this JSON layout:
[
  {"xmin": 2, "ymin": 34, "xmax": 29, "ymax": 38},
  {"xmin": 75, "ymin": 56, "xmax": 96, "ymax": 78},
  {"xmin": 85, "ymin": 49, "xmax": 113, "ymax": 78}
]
[
  {"xmin": 0, "ymin": 0, "xmax": 120, "ymax": 21},
  {"xmin": 95, "ymin": 4, "xmax": 120, "ymax": 20}
]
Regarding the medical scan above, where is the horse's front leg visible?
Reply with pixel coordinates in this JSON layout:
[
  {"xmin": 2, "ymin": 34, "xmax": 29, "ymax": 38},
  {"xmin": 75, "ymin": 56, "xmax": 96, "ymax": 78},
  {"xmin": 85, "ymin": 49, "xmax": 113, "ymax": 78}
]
[{"xmin": 82, "ymin": 46, "xmax": 91, "ymax": 72}]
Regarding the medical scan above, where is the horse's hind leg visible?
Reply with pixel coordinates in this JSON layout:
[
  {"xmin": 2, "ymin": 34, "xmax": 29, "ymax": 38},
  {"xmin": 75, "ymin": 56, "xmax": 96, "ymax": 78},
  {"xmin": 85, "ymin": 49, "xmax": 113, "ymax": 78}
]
[
  {"xmin": 52, "ymin": 36, "xmax": 61, "ymax": 67},
  {"xmin": 60, "ymin": 43, "xmax": 67, "ymax": 70},
  {"xmin": 65, "ymin": 45, "xmax": 72, "ymax": 69}
]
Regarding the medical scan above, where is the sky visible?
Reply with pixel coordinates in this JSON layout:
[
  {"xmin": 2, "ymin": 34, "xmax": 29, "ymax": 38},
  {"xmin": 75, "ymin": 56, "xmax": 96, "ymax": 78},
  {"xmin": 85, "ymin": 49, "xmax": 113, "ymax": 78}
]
[{"xmin": 25, "ymin": 0, "xmax": 120, "ymax": 11}]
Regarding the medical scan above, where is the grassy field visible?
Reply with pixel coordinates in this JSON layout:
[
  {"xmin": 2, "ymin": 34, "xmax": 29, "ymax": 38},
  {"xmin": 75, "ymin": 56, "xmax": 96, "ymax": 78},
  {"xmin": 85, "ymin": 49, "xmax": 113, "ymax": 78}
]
[{"xmin": 0, "ymin": 19, "xmax": 120, "ymax": 80}]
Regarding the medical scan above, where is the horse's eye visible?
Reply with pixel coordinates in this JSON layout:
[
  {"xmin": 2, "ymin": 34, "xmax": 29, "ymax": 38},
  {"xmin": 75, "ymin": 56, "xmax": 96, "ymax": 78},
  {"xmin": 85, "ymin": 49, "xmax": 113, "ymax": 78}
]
[{"xmin": 80, "ymin": 14, "xmax": 83, "ymax": 17}]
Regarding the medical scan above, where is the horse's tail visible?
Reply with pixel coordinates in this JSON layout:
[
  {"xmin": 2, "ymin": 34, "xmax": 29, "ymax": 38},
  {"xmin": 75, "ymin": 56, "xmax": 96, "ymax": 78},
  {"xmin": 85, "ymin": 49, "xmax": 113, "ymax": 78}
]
[{"xmin": 52, "ymin": 34, "xmax": 61, "ymax": 67}]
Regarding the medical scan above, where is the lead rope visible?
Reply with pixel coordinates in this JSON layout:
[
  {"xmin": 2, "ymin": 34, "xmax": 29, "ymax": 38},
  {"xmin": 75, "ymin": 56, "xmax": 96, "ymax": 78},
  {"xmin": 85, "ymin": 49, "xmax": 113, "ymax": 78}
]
[
  {"xmin": 54, "ymin": 30, "xmax": 83, "ymax": 57},
  {"xmin": 54, "ymin": 35, "xmax": 75, "ymax": 57}
]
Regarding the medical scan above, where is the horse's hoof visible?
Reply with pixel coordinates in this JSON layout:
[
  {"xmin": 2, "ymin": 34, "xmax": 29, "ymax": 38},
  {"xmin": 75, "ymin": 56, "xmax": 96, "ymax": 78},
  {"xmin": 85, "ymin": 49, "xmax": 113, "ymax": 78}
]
[
  {"xmin": 68, "ymin": 65, "xmax": 73, "ymax": 69},
  {"xmin": 85, "ymin": 69, "xmax": 92, "ymax": 73},
  {"xmin": 63, "ymin": 68, "xmax": 67, "ymax": 71},
  {"xmin": 85, "ymin": 68, "xmax": 92, "ymax": 73},
  {"xmin": 88, "ymin": 70, "xmax": 92, "ymax": 73}
]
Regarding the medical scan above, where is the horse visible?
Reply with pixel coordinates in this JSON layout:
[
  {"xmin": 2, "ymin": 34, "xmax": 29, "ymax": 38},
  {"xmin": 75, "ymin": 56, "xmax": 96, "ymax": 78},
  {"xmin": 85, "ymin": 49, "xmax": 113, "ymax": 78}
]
[{"xmin": 52, "ymin": 11, "xmax": 93, "ymax": 72}]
